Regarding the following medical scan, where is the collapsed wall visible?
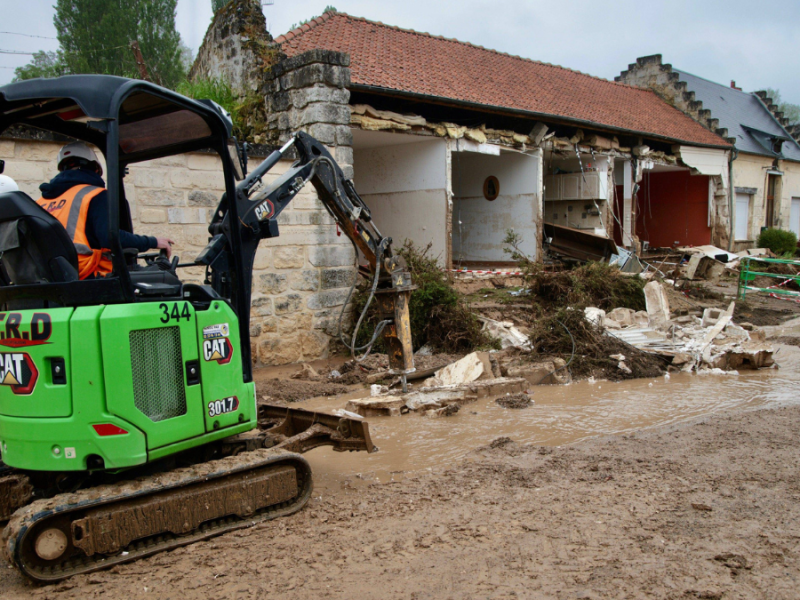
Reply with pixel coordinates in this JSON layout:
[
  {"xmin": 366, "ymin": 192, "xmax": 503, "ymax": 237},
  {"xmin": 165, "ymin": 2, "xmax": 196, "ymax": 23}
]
[{"xmin": 189, "ymin": 0, "xmax": 281, "ymax": 93}]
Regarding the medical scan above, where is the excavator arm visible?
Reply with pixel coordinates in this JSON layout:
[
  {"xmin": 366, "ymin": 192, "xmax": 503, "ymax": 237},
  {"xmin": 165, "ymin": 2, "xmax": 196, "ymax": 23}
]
[{"xmin": 199, "ymin": 132, "xmax": 415, "ymax": 383}]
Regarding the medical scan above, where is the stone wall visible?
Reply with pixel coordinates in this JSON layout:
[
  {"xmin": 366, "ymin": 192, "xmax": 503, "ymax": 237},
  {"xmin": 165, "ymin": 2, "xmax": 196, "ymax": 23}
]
[
  {"xmin": 189, "ymin": 0, "xmax": 280, "ymax": 93},
  {"xmin": 616, "ymin": 55, "xmax": 734, "ymax": 144},
  {"xmin": 0, "ymin": 135, "xmax": 355, "ymax": 366}
]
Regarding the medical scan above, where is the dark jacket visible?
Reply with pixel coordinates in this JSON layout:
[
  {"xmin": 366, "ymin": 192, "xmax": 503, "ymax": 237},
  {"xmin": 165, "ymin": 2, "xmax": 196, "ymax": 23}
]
[{"xmin": 39, "ymin": 170, "xmax": 156, "ymax": 253}]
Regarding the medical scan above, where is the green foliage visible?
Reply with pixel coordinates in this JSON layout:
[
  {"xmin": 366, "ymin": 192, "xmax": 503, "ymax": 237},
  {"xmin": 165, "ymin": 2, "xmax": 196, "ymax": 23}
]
[
  {"xmin": 211, "ymin": 0, "xmax": 227, "ymax": 13},
  {"xmin": 352, "ymin": 241, "xmax": 497, "ymax": 354},
  {"xmin": 179, "ymin": 43, "xmax": 195, "ymax": 73},
  {"xmin": 176, "ymin": 78, "xmax": 237, "ymax": 114},
  {"xmin": 176, "ymin": 78, "xmax": 263, "ymax": 140},
  {"xmin": 762, "ymin": 88, "xmax": 800, "ymax": 126},
  {"xmin": 757, "ymin": 227, "xmax": 799, "ymax": 256},
  {"xmin": 13, "ymin": 51, "xmax": 68, "ymax": 81},
  {"xmin": 504, "ymin": 228, "xmax": 646, "ymax": 312},
  {"xmin": 52, "ymin": 0, "xmax": 185, "ymax": 88}
]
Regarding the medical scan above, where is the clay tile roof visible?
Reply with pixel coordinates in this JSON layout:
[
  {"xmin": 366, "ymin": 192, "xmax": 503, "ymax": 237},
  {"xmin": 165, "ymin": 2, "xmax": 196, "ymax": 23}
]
[{"xmin": 276, "ymin": 13, "xmax": 730, "ymax": 148}]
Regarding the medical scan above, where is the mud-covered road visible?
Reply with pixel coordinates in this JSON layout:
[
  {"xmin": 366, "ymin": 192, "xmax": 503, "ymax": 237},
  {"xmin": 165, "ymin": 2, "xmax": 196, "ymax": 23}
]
[{"xmin": 3, "ymin": 400, "xmax": 799, "ymax": 599}]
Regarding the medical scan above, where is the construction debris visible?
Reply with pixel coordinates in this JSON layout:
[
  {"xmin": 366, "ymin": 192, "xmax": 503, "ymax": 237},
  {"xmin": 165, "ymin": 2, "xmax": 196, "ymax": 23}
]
[
  {"xmin": 425, "ymin": 405, "xmax": 460, "ymax": 418},
  {"xmin": 351, "ymin": 375, "xmax": 530, "ymax": 417},
  {"xmin": 480, "ymin": 318, "xmax": 532, "ymax": 350},
  {"xmin": 291, "ymin": 363, "xmax": 319, "ymax": 379},
  {"xmin": 644, "ymin": 280, "xmax": 671, "ymax": 327},
  {"xmin": 429, "ymin": 351, "xmax": 496, "ymax": 386},
  {"xmin": 345, "ymin": 396, "xmax": 405, "ymax": 418},
  {"xmin": 504, "ymin": 358, "xmax": 570, "ymax": 385},
  {"xmin": 598, "ymin": 281, "xmax": 774, "ymax": 372},
  {"xmin": 495, "ymin": 393, "xmax": 534, "ymax": 409}
]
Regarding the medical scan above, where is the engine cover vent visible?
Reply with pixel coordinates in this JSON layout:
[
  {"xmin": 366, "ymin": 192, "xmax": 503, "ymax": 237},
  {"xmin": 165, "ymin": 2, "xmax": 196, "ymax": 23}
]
[{"xmin": 129, "ymin": 326, "xmax": 187, "ymax": 422}]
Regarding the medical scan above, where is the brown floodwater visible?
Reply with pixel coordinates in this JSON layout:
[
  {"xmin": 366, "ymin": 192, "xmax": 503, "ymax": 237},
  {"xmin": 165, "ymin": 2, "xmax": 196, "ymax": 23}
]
[{"xmin": 292, "ymin": 345, "xmax": 800, "ymax": 492}]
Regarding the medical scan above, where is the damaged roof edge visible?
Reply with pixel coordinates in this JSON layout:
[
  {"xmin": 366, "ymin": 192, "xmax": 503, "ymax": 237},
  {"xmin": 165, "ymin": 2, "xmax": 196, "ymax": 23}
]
[{"xmin": 350, "ymin": 83, "xmax": 733, "ymax": 150}]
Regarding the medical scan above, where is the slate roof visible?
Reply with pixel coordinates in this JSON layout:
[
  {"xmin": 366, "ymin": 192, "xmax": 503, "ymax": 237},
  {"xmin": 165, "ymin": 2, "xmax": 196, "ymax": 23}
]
[
  {"xmin": 277, "ymin": 13, "xmax": 729, "ymax": 148},
  {"xmin": 673, "ymin": 70, "xmax": 800, "ymax": 162}
]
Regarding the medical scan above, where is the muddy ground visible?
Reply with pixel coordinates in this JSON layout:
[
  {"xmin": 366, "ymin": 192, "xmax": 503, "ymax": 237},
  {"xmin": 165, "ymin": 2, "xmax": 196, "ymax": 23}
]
[{"xmin": 3, "ymin": 403, "xmax": 798, "ymax": 599}]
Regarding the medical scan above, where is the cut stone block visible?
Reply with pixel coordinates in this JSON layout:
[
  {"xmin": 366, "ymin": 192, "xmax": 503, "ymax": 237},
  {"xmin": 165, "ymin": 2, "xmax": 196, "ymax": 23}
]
[
  {"xmin": 644, "ymin": 281, "xmax": 670, "ymax": 327},
  {"xmin": 606, "ymin": 307, "xmax": 636, "ymax": 328},
  {"xmin": 403, "ymin": 389, "xmax": 478, "ymax": 411},
  {"xmin": 701, "ymin": 308, "xmax": 724, "ymax": 328},
  {"xmin": 433, "ymin": 352, "xmax": 494, "ymax": 386},
  {"xmin": 425, "ymin": 405, "xmax": 460, "ymax": 418},
  {"xmin": 506, "ymin": 361, "xmax": 569, "ymax": 385},
  {"xmin": 345, "ymin": 396, "xmax": 405, "ymax": 417}
]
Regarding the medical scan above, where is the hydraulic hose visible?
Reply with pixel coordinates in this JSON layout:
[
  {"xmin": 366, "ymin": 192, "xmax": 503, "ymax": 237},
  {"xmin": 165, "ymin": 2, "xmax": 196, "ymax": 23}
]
[{"xmin": 337, "ymin": 235, "xmax": 391, "ymax": 362}]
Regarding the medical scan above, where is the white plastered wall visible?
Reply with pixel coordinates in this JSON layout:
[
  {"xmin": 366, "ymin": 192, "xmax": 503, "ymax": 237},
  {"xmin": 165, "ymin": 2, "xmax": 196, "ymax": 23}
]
[
  {"xmin": 451, "ymin": 148, "xmax": 541, "ymax": 262},
  {"xmin": 614, "ymin": 158, "xmax": 633, "ymax": 246},
  {"xmin": 728, "ymin": 152, "xmax": 800, "ymax": 241},
  {"xmin": 353, "ymin": 135, "xmax": 449, "ymax": 265}
]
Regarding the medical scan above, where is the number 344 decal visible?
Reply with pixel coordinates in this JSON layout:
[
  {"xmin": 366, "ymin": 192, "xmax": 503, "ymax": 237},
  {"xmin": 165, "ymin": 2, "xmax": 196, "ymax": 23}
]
[
  {"xmin": 208, "ymin": 396, "xmax": 239, "ymax": 418},
  {"xmin": 159, "ymin": 303, "xmax": 191, "ymax": 323}
]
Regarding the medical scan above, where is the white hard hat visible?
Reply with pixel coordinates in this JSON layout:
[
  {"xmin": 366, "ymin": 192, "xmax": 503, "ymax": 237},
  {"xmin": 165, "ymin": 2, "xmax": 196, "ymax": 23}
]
[
  {"xmin": 0, "ymin": 175, "xmax": 19, "ymax": 194},
  {"xmin": 57, "ymin": 142, "xmax": 102, "ymax": 175}
]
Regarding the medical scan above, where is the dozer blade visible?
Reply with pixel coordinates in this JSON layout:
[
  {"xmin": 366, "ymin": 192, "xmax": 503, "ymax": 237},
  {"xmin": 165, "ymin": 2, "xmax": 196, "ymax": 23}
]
[{"xmin": 258, "ymin": 404, "xmax": 378, "ymax": 454}]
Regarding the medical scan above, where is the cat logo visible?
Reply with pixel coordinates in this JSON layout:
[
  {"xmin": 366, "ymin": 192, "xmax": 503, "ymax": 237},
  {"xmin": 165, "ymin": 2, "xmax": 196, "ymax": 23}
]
[
  {"xmin": 203, "ymin": 338, "xmax": 233, "ymax": 365},
  {"xmin": 254, "ymin": 199, "xmax": 275, "ymax": 221},
  {"xmin": 0, "ymin": 352, "xmax": 38, "ymax": 395}
]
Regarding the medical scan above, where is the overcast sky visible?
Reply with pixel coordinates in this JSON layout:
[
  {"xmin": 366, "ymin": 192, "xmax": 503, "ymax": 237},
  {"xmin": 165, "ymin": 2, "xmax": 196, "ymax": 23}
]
[{"xmin": 2, "ymin": 0, "xmax": 800, "ymax": 104}]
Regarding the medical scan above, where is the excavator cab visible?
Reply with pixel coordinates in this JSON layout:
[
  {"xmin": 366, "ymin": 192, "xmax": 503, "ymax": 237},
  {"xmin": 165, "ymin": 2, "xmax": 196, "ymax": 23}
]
[
  {"xmin": 0, "ymin": 75, "xmax": 257, "ymax": 471},
  {"xmin": 0, "ymin": 75, "xmax": 414, "ymax": 582}
]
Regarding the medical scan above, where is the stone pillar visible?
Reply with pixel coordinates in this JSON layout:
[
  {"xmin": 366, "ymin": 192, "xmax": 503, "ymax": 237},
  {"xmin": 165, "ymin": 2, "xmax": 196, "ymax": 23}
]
[
  {"xmin": 265, "ymin": 49, "xmax": 353, "ymax": 177},
  {"xmin": 245, "ymin": 49, "xmax": 357, "ymax": 366}
]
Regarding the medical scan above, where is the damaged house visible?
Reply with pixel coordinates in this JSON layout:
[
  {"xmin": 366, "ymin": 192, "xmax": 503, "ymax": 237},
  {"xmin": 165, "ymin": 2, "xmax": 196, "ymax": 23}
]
[
  {"xmin": 618, "ymin": 55, "xmax": 800, "ymax": 248},
  {"xmin": 268, "ymin": 12, "xmax": 733, "ymax": 268}
]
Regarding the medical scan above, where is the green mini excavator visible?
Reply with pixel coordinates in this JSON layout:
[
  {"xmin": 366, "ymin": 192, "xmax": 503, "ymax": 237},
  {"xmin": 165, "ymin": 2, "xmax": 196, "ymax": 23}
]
[{"xmin": 0, "ymin": 75, "xmax": 415, "ymax": 582}]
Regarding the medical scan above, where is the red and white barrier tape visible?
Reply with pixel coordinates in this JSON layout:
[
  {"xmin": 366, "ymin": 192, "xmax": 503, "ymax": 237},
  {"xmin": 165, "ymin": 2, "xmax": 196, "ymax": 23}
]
[
  {"xmin": 768, "ymin": 292, "xmax": 800, "ymax": 304},
  {"xmin": 746, "ymin": 285, "xmax": 800, "ymax": 303},
  {"xmin": 451, "ymin": 269, "xmax": 524, "ymax": 276}
]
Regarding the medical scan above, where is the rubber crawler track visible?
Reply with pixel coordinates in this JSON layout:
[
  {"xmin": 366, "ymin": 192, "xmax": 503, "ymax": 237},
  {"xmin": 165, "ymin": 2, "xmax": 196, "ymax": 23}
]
[{"xmin": 2, "ymin": 449, "xmax": 312, "ymax": 584}]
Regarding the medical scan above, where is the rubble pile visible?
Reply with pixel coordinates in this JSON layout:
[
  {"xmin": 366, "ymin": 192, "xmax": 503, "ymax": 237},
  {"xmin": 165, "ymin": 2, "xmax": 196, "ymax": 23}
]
[
  {"xmin": 593, "ymin": 281, "xmax": 775, "ymax": 373},
  {"xmin": 345, "ymin": 352, "xmax": 529, "ymax": 418}
]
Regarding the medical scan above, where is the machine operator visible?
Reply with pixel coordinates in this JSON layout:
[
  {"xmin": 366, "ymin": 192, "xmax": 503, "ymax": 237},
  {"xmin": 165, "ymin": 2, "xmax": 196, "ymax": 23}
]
[{"xmin": 36, "ymin": 142, "xmax": 174, "ymax": 280}]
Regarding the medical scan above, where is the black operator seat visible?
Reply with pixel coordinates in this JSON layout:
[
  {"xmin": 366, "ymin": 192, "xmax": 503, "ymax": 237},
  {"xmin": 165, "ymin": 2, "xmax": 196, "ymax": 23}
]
[{"xmin": 0, "ymin": 191, "xmax": 79, "ymax": 285}]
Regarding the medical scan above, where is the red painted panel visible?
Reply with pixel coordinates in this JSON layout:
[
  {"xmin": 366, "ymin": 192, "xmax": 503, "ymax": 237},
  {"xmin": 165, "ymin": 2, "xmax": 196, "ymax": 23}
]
[{"xmin": 636, "ymin": 171, "xmax": 710, "ymax": 248}]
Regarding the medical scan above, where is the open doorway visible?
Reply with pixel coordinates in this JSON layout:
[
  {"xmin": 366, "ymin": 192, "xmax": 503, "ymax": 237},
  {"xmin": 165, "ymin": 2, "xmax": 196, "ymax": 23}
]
[{"xmin": 451, "ymin": 148, "xmax": 540, "ymax": 268}]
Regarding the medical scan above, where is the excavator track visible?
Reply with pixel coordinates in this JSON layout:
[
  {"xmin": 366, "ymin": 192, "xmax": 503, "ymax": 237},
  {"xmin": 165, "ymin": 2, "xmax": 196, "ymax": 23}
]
[{"xmin": 2, "ymin": 449, "xmax": 312, "ymax": 584}]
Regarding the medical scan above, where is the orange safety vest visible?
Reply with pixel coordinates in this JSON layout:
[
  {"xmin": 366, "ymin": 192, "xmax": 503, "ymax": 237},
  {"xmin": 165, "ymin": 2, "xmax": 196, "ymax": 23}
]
[{"xmin": 36, "ymin": 184, "xmax": 114, "ymax": 280}]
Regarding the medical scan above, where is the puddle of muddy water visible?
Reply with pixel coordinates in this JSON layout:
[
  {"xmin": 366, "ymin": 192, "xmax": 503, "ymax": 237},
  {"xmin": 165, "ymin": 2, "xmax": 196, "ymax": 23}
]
[{"xmin": 290, "ymin": 346, "xmax": 800, "ymax": 492}]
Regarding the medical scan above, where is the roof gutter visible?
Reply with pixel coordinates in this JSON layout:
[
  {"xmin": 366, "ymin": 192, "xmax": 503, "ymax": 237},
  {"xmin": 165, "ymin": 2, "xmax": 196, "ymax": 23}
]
[{"xmin": 350, "ymin": 83, "xmax": 733, "ymax": 150}]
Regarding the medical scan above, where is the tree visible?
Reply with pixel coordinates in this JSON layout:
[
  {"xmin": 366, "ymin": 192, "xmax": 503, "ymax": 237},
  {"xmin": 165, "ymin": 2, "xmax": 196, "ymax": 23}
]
[
  {"xmin": 179, "ymin": 43, "xmax": 195, "ymax": 73},
  {"xmin": 51, "ymin": 0, "xmax": 186, "ymax": 88},
  {"xmin": 136, "ymin": 0, "xmax": 185, "ymax": 87},
  {"xmin": 13, "ymin": 51, "xmax": 68, "ymax": 81},
  {"xmin": 763, "ymin": 88, "xmax": 800, "ymax": 126},
  {"xmin": 211, "ymin": 0, "xmax": 227, "ymax": 13}
]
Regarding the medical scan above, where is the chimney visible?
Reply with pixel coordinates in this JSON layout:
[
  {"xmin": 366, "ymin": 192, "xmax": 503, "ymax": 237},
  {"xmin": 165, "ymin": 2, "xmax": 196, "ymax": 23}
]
[{"xmin": 730, "ymin": 80, "xmax": 742, "ymax": 91}]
